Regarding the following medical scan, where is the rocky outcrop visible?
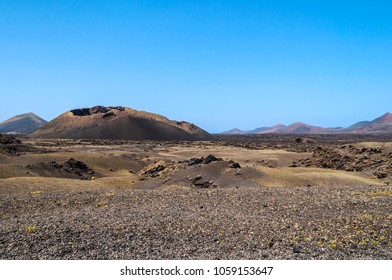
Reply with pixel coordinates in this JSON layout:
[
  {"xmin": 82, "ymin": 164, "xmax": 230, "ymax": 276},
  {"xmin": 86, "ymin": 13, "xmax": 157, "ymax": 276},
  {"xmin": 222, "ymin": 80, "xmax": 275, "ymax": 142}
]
[
  {"xmin": 291, "ymin": 145, "xmax": 392, "ymax": 179},
  {"xmin": 26, "ymin": 158, "xmax": 95, "ymax": 180},
  {"xmin": 0, "ymin": 134, "xmax": 21, "ymax": 145}
]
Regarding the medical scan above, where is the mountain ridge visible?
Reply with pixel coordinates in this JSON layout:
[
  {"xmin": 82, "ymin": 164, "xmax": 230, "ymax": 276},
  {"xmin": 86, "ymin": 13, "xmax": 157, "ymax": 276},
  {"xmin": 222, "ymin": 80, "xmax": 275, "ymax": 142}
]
[
  {"xmin": 221, "ymin": 113, "xmax": 392, "ymax": 135},
  {"xmin": 0, "ymin": 113, "xmax": 47, "ymax": 134}
]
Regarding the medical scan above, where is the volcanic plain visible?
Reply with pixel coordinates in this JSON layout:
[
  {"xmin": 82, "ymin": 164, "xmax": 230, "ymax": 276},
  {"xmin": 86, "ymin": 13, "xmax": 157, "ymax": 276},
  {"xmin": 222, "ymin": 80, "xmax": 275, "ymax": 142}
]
[{"xmin": 0, "ymin": 134, "xmax": 391, "ymax": 260}]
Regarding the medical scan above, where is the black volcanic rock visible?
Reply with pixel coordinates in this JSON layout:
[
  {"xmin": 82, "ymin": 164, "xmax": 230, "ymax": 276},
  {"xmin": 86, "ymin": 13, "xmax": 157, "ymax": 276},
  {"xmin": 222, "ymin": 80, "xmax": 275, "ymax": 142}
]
[
  {"xmin": 26, "ymin": 158, "xmax": 95, "ymax": 180},
  {"xmin": 71, "ymin": 106, "xmax": 126, "ymax": 116},
  {"xmin": 0, "ymin": 134, "xmax": 21, "ymax": 145},
  {"xmin": 187, "ymin": 154, "xmax": 222, "ymax": 166}
]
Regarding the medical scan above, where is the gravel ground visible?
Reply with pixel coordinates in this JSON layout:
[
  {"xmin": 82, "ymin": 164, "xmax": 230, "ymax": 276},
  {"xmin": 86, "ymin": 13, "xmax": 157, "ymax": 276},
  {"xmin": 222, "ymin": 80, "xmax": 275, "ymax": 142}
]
[{"xmin": 1, "ymin": 185, "xmax": 391, "ymax": 260}]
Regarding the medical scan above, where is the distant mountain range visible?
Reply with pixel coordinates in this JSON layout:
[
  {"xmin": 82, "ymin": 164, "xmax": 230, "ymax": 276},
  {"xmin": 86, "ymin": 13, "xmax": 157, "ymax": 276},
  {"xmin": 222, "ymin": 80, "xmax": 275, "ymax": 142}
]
[
  {"xmin": 222, "ymin": 113, "xmax": 392, "ymax": 135},
  {"xmin": 0, "ymin": 113, "xmax": 47, "ymax": 134},
  {"xmin": 2, "ymin": 110, "xmax": 392, "ymax": 138}
]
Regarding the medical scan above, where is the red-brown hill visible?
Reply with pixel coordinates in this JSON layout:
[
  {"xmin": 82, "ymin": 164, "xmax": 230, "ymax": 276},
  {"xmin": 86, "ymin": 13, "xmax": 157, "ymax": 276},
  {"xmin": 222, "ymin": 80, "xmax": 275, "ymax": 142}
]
[
  {"xmin": 352, "ymin": 113, "xmax": 392, "ymax": 134},
  {"xmin": 29, "ymin": 106, "xmax": 210, "ymax": 141},
  {"xmin": 260, "ymin": 122, "xmax": 331, "ymax": 134}
]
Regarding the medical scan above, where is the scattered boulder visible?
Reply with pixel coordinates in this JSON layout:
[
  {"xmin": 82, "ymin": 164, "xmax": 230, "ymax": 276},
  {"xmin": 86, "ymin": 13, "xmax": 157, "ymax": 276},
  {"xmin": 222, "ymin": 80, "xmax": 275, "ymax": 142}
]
[
  {"xmin": 292, "ymin": 245, "xmax": 301, "ymax": 254},
  {"xmin": 229, "ymin": 162, "xmax": 241, "ymax": 169},
  {"xmin": 374, "ymin": 171, "xmax": 388, "ymax": 179},
  {"xmin": 188, "ymin": 154, "xmax": 222, "ymax": 166},
  {"xmin": 268, "ymin": 239, "xmax": 275, "ymax": 249},
  {"xmin": 139, "ymin": 161, "xmax": 176, "ymax": 178},
  {"xmin": 187, "ymin": 158, "xmax": 204, "ymax": 165},
  {"xmin": 192, "ymin": 175, "xmax": 203, "ymax": 184},
  {"xmin": 191, "ymin": 176, "xmax": 216, "ymax": 188},
  {"xmin": 257, "ymin": 160, "xmax": 274, "ymax": 168},
  {"xmin": 143, "ymin": 165, "xmax": 165, "ymax": 176},
  {"xmin": 194, "ymin": 181, "xmax": 215, "ymax": 188},
  {"xmin": 295, "ymin": 137, "xmax": 316, "ymax": 144},
  {"xmin": 65, "ymin": 158, "xmax": 92, "ymax": 173}
]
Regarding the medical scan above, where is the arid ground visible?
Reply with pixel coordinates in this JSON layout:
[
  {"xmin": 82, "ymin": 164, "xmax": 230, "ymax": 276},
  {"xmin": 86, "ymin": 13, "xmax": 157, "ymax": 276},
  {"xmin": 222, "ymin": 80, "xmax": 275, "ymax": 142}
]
[{"xmin": 0, "ymin": 134, "xmax": 391, "ymax": 259}]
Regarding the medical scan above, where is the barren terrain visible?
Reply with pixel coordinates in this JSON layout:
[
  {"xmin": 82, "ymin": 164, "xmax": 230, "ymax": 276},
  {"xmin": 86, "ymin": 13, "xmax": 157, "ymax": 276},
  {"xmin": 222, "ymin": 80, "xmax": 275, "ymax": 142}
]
[{"xmin": 0, "ymin": 134, "xmax": 391, "ymax": 259}]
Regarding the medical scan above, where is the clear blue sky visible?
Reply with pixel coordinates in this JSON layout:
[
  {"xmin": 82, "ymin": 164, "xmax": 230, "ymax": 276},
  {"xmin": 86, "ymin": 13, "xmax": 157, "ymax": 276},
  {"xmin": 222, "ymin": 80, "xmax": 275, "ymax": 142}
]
[{"xmin": 0, "ymin": 0, "xmax": 391, "ymax": 132}]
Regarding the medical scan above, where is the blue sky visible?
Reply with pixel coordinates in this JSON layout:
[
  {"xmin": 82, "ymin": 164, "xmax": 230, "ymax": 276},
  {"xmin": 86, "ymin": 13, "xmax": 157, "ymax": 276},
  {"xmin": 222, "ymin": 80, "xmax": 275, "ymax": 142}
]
[{"xmin": 0, "ymin": 0, "xmax": 391, "ymax": 132}]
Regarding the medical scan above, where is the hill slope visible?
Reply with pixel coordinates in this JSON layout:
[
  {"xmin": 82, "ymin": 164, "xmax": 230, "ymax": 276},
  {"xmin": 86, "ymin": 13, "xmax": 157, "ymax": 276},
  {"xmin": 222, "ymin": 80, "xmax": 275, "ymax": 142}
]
[
  {"xmin": 221, "ymin": 128, "xmax": 249, "ymax": 135},
  {"xmin": 29, "ymin": 106, "xmax": 210, "ymax": 140},
  {"xmin": 0, "ymin": 113, "xmax": 47, "ymax": 134},
  {"xmin": 222, "ymin": 113, "xmax": 392, "ymax": 135},
  {"xmin": 346, "ymin": 121, "xmax": 371, "ymax": 131},
  {"xmin": 352, "ymin": 113, "xmax": 392, "ymax": 134}
]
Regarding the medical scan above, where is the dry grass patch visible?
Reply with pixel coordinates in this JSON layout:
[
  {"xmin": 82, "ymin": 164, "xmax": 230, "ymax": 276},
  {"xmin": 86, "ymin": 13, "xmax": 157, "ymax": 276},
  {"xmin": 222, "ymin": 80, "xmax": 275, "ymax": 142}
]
[
  {"xmin": 255, "ymin": 167, "xmax": 381, "ymax": 187},
  {"xmin": 96, "ymin": 201, "xmax": 108, "ymax": 207},
  {"xmin": 0, "ymin": 177, "xmax": 98, "ymax": 194},
  {"xmin": 23, "ymin": 226, "xmax": 37, "ymax": 233},
  {"xmin": 355, "ymin": 142, "xmax": 392, "ymax": 149},
  {"xmin": 369, "ymin": 190, "xmax": 392, "ymax": 197},
  {"xmin": 159, "ymin": 184, "xmax": 190, "ymax": 191},
  {"xmin": 31, "ymin": 190, "xmax": 43, "ymax": 196}
]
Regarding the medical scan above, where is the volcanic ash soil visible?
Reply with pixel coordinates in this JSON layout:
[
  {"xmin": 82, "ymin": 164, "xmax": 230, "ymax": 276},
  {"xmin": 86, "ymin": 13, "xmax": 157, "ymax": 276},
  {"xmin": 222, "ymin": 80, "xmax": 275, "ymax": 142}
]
[{"xmin": 0, "ymin": 186, "xmax": 391, "ymax": 260}]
